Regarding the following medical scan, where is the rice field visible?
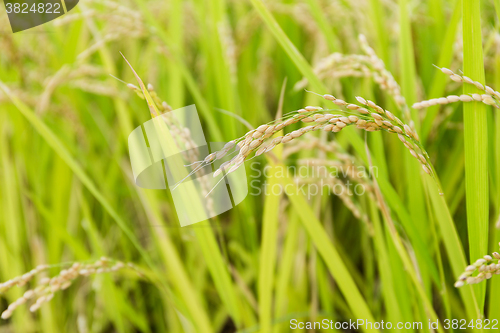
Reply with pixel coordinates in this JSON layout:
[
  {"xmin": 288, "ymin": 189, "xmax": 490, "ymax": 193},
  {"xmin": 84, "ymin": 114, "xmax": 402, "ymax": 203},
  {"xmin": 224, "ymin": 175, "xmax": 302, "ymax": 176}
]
[{"xmin": 1, "ymin": 0, "xmax": 500, "ymax": 332}]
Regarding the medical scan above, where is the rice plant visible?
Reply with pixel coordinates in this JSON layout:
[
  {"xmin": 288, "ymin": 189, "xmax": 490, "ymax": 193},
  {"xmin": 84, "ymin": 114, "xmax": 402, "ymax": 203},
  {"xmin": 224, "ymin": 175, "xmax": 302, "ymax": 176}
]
[{"xmin": 1, "ymin": 0, "xmax": 500, "ymax": 332}]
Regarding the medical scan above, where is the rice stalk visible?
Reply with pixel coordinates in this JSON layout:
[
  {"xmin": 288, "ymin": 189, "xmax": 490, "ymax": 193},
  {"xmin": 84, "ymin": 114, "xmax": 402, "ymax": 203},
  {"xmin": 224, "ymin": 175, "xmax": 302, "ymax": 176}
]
[
  {"xmin": 454, "ymin": 243, "xmax": 500, "ymax": 288},
  {"xmin": 258, "ymin": 80, "xmax": 286, "ymax": 333}
]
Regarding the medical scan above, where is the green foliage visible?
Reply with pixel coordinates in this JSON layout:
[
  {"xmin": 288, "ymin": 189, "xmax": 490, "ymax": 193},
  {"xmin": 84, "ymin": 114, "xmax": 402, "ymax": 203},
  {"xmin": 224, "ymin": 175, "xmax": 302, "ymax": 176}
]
[{"xmin": 0, "ymin": 0, "xmax": 499, "ymax": 331}]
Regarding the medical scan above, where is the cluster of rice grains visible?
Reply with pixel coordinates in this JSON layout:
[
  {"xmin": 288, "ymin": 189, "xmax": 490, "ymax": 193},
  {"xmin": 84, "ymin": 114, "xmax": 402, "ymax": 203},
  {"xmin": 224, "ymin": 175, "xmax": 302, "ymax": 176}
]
[
  {"xmin": 0, "ymin": 258, "xmax": 135, "ymax": 320},
  {"xmin": 55, "ymin": 0, "xmax": 147, "ymax": 61},
  {"xmin": 195, "ymin": 93, "xmax": 435, "ymax": 192},
  {"xmin": 413, "ymin": 67, "xmax": 500, "ymax": 110},
  {"xmin": 454, "ymin": 243, "xmax": 500, "ymax": 288}
]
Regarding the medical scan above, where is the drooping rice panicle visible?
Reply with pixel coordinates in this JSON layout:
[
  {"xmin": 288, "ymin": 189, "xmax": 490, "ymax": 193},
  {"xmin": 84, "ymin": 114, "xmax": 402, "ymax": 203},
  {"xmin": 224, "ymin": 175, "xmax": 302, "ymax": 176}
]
[
  {"xmin": 295, "ymin": 35, "xmax": 412, "ymax": 125},
  {"xmin": 357, "ymin": 34, "xmax": 408, "ymax": 111},
  {"xmin": 413, "ymin": 67, "xmax": 500, "ymax": 109},
  {"xmin": 282, "ymin": 133, "xmax": 374, "ymax": 228}
]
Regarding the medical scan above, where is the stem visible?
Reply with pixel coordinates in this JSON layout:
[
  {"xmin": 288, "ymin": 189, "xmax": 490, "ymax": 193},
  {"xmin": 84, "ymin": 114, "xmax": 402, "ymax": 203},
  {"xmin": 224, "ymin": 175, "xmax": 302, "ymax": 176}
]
[{"xmin": 463, "ymin": 0, "xmax": 489, "ymax": 313}]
